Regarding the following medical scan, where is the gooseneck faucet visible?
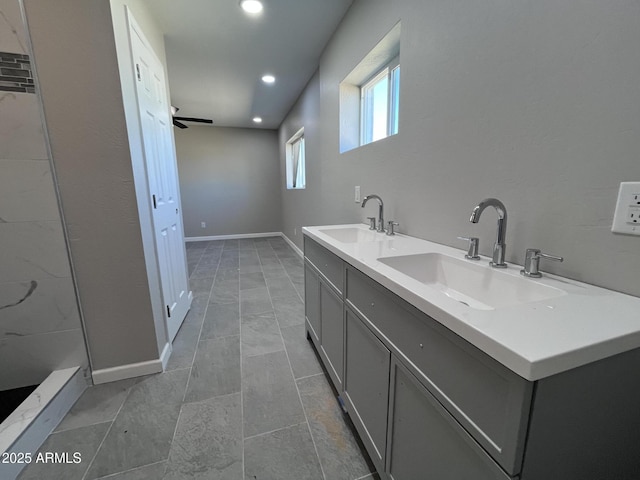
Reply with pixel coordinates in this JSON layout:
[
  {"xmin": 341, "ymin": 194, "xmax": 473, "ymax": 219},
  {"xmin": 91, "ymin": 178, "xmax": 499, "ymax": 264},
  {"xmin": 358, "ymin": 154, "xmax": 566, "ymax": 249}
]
[
  {"xmin": 469, "ymin": 198, "xmax": 508, "ymax": 268},
  {"xmin": 361, "ymin": 194, "xmax": 385, "ymax": 232}
]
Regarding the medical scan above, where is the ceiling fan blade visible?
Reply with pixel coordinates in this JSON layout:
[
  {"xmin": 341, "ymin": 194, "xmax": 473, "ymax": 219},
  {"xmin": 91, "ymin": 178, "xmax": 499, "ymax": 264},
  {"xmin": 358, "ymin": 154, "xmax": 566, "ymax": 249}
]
[
  {"xmin": 173, "ymin": 119, "xmax": 188, "ymax": 129},
  {"xmin": 174, "ymin": 116, "xmax": 213, "ymax": 124}
]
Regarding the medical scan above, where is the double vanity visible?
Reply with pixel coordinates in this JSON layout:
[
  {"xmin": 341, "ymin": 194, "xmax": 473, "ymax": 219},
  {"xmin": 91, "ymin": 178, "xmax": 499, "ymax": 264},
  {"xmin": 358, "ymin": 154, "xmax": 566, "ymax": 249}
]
[{"xmin": 303, "ymin": 223, "xmax": 640, "ymax": 479}]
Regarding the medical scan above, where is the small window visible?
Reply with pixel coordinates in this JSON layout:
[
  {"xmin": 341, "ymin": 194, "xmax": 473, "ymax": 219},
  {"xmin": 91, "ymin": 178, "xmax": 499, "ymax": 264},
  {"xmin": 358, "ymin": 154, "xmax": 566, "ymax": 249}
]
[
  {"xmin": 360, "ymin": 59, "xmax": 400, "ymax": 145},
  {"xmin": 286, "ymin": 128, "xmax": 305, "ymax": 189},
  {"xmin": 339, "ymin": 21, "xmax": 401, "ymax": 153}
]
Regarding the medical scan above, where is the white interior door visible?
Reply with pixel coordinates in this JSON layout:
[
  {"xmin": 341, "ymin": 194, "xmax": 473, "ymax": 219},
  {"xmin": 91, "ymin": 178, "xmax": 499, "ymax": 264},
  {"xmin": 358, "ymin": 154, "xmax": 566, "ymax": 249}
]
[{"xmin": 127, "ymin": 13, "xmax": 191, "ymax": 342}]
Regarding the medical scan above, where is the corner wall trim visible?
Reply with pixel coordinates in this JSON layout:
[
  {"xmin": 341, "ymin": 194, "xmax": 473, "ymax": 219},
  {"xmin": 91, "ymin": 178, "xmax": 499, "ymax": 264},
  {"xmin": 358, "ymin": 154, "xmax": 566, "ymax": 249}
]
[
  {"xmin": 185, "ymin": 232, "xmax": 281, "ymax": 242},
  {"xmin": 92, "ymin": 358, "xmax": 163, "ymax": 385}
]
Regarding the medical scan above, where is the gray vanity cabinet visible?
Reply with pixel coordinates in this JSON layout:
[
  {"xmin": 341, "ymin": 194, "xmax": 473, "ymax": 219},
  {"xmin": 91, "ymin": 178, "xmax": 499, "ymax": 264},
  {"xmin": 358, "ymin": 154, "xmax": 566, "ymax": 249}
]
[
  {"xmin": 387, "ymin": 359, "xmax": 512, "ymax": 480},
  {"xmin": 304, "ymin": 237, "xmax": 345, "ymax": 389},
  {"xmin": 304, "ymin": 235, "xmax": 526, "ymax": 478},
  {"xmin": 343, "ymin": 308, "xmax": 391, "ymax": 472},
  {"xmin": 304, "ymin": 234, "xmax": 640, "ymax": 480}
]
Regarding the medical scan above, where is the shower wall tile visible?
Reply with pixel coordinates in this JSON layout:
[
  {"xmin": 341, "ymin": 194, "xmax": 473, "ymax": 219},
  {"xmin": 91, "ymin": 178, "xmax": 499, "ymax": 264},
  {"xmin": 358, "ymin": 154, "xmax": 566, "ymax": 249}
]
[
  {"xmin": 0, "ymin": 328, "xmax": 86, "ymax": 389},
  {"xmin": 0, "ymin": 0, "xmax": 86, "ymax": 413},
  {"xmin": 0, "ymin": 221, "xmax": 72, "ymax": 282},
  {"xmin": 0, "ymin": 0, "xmax": 28, "ymax": 55},
  {"xmin": 0, "ymin": 91, "xmax": 47, "ymax": 159},
  {"xmin": 0, "ymin": 277, "xmax": 81, "ymax": 336},
  {"xmin": 0, "ymin": 159, "xmax": 60, "ymax": 222}
]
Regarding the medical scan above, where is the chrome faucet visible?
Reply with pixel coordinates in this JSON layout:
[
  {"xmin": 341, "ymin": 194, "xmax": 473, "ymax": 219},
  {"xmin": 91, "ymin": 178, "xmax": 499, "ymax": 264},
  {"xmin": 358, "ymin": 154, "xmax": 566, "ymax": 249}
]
[
  {"xmin": 469, "ymin": 198, "xmax": 508, "ymax": 268},
  {"xmin": 520, "ymin": 248, "xmax": 563, "ymax": 278},
  {"xmin": 361, "ymin": 194, "xmax": 385, "ymax": 233}
]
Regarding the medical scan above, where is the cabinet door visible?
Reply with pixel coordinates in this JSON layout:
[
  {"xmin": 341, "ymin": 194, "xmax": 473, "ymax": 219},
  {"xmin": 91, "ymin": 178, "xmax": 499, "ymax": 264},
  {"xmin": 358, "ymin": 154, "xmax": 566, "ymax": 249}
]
[
  {"xmin": 320, "ymin": 282, "xmax": 343, "ymax": 389},
  {"xmin": 346, "ymin": 265, "xmax": 531, "ymax": 474},
  {"xmin": 343, "ymin": 308, "xmax": 390, "ymax": 472},
  {"xmin": 304, "ymin": 263, "xmax": 321, "ymax": 342},
  {"xmin": 387, "ymin": 361, "xmax": 511, "ymax": 480}
]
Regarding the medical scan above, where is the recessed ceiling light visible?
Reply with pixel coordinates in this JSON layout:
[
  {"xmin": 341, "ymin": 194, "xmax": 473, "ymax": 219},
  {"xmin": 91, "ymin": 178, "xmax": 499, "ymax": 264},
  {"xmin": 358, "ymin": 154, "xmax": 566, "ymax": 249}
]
[
  {"xmin": 240, "ymin": 0, "xmax": 263, "ymax": 14},
  {"xmin": 261, "ymin": 74, "xmax": 276, "ymax": 84},
  {"xmin": 253, "ymin": 117, "xmax": 263, "ymax": 123}
]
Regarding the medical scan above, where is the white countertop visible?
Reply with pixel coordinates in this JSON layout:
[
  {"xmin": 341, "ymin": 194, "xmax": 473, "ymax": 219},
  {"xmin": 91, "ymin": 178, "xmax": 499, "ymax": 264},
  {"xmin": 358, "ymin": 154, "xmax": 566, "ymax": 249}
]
[{"xmin": 303, "ymin": 224, "xmax": 640, "ymax": 381}]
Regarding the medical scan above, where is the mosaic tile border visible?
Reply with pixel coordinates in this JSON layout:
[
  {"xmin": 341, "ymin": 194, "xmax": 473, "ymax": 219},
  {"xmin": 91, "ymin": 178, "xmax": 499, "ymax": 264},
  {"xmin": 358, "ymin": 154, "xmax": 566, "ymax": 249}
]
[{"xmin": 0, "ymin": 51, "xmax": 35, "ymax": 94}]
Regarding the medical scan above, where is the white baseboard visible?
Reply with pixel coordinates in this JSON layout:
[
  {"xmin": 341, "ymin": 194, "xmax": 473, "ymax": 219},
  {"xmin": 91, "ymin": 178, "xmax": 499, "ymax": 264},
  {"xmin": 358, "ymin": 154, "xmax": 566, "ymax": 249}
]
[
  {"xmin": 160, "ymin": 341, "xmax": 172, "ymax": 371},
  {"xmin": 92, "ymin": 358, "xmax": 163, "ymax": 385},
  {"xmin": 186, "ymin": 232, "xmax": 281, "ymax": 242},
  {"xmin": 281, "ymin": 233, "xmax": 303, "ymax": 258},
  {"xmin": 185, "ymin": 231, "xmax": 303, "ymax": 258}
]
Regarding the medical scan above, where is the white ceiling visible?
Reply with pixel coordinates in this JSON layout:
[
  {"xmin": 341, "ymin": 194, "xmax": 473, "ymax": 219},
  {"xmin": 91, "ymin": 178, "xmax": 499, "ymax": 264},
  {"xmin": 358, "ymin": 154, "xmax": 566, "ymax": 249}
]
[{"xmin": 144, "ymin": 0, "xmax": 353, "ymax": 129}]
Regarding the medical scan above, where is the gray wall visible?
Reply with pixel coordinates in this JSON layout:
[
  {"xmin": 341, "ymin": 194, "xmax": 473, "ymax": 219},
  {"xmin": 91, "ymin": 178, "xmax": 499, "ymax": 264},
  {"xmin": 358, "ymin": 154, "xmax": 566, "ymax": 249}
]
[
  {"xmin": 280, "ymin": 0, "xmax": 640, "ymax": 297},
  {"xmin": 24, "ymin": 0, "xmax": 164, "ymax": 371},
  {"xmin": 175, "ymin": 126, "xmax": 282, "ymax": 238},
  {"xmin": 0, "ymin": 0, "xmax": 87, "ymax": 390},
  {"xmin": 279, "ymin": 71, "xmax": 322, "ymax": 246}
]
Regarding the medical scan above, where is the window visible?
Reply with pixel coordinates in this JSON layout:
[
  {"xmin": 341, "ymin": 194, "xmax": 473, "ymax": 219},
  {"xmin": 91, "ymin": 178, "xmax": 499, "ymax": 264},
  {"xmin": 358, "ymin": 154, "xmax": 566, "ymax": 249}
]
[
  {"xmin": 360, "ymin": 59, "xmax": 400, "ymax": 145},
  {"xmin": 286, "ymin": 128, "xmax": 305, "ymax": 189},
  {"xmin": 339, "ymin": 21, "xmax": 401, "ymax": 153}
]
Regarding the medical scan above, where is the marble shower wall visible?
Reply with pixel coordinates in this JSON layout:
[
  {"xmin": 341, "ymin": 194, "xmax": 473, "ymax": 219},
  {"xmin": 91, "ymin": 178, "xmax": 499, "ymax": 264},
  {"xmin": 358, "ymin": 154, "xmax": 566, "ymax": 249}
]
[{"xmin": 0, "ymin": 0, "xmax": 87, "ymax": 390}]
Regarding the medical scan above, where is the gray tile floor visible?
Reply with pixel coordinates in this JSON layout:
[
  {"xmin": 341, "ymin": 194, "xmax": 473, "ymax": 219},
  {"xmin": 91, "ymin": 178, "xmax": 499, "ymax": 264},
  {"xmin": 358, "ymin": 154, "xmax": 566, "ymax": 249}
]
[{"xmin": 18, "ymin": 237, "xmax": 376, "ymax": 480}]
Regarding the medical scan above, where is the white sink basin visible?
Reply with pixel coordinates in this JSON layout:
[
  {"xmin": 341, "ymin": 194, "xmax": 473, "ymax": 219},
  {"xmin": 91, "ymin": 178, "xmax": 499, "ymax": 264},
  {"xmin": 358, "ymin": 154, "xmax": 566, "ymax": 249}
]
[
  {"xmin": 319, "ymin": 227, "xmax": 385, "ymax": 244},
  {"xmin": 378, "ymin": 253, "xmax": 566, "ymax": 310}
]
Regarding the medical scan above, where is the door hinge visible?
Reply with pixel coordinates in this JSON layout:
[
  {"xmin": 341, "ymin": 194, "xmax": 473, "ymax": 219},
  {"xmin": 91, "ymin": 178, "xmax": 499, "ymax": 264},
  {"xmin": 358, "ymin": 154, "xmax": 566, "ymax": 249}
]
[
  {"xmin": 166, "ymin": 305, "xmax": 171, "ymax": 318},
  {"xmin": 152, "ymin": 194, "xmax": 157, "ymax": 209},
  {"xmin": 136, "ymin": 63, "xmax": 141, "ymax": 81}
]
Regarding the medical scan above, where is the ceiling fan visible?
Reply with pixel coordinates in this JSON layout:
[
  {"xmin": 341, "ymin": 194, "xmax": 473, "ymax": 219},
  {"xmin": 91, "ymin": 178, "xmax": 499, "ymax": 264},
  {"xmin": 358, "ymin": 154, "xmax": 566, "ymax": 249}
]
[{"xmin": 170, "ymin": 106, "xmax": 213, "ymax": 129}]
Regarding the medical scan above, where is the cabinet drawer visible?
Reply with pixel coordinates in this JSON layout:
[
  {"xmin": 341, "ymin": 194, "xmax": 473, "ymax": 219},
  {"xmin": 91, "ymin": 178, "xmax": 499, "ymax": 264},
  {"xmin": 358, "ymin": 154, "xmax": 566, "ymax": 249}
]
[
  {"xmin": 346, "ymin": 266, "xmax": 531, "ymax": 476},
  {"xmin": 304, "ymin": 237, "xmax": 343, "ymax": 294},
  {"xmin": 388, "ymin": 360, "xmax": 512, "ymax": 480}
]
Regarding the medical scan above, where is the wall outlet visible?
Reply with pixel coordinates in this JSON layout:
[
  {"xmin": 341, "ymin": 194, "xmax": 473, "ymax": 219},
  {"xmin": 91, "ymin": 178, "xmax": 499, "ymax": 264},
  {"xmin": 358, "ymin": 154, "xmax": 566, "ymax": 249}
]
[
  {"xmin": 355, "ymin": 186, "xmax": 361, "ymax": 203},
  {"xmin": 627, "ymin": 206, "xmax": 640, "ymax": 224},
  {"xmin": 611, "ymin": 182, "xmax": 640, "ymax": 236},
  {"xmin": 201, "ymin": 221, "xmax": 206, "ymax": 228},
  {"xmin": 294, "ymin": 227, "xmax": 297, "ymax": 236}
]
